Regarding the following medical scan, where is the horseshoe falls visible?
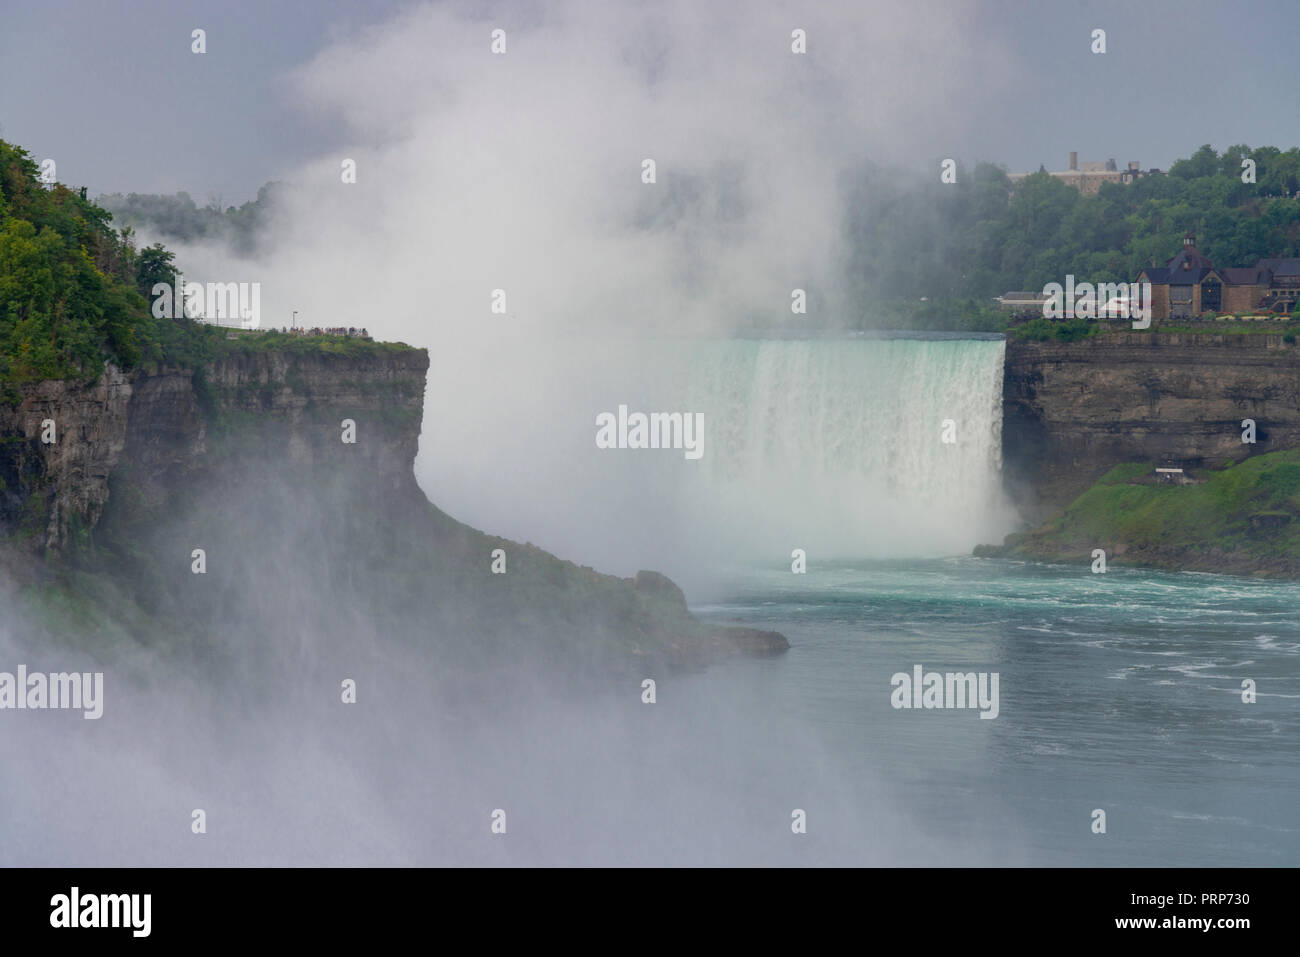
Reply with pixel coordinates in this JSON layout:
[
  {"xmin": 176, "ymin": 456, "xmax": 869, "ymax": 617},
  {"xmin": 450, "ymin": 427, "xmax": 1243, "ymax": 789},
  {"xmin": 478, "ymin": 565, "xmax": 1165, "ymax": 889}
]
[
  {"xmin": 678, "ymin": 336, "xmax": 1014, "ymax": 564},
  {"xmin": 418, "ymin": 330, "xmax": 1299, "ymax": 866},
  {"xmin": 419, "ymin": 333, "xmax": 1017, "ymax": 588}
]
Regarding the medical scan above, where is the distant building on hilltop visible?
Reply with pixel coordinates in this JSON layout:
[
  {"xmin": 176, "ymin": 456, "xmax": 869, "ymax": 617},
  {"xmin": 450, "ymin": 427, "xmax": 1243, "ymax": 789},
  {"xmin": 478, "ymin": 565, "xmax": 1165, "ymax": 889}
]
[
  {"xmin": 1137, "ymin": 233, "xmax": 1300, "ymax": 319},
  {"xmin": 993, "ymin": 291, "xmax": 1053, "ymax": 313},
  {"xmin": 1008, "ymin": 152, "xmax": 1153, "ymax": 194}
]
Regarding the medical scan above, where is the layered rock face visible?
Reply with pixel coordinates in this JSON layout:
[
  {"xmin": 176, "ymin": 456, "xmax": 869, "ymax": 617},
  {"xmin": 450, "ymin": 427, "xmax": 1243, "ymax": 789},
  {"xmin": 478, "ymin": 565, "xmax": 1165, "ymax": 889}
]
[
  {"xmin": 0, "ymin": 346, "xmax": 785, "ymax": 674},
  {"xmin": 0, "ymin": 367, "xmax": 134, "ymax": 555},
  {"xmin": 0, "ymin": 350, "xmax": 429, "ymax": 555},
  {"xmin": 1003, "ymin": 333, "xmax": 1300, "ymax": 518}
]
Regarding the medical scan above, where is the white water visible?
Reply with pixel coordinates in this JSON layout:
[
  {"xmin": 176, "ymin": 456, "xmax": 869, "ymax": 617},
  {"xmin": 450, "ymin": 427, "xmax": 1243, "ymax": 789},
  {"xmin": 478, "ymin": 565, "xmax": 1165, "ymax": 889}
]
[
  {"xmin": 418, "ymin": 334, "xmax": 1017, "ymax": 589},
  {"xmin": 678, "ymin": 337, "xmax": 1014, "ymax": 561}
]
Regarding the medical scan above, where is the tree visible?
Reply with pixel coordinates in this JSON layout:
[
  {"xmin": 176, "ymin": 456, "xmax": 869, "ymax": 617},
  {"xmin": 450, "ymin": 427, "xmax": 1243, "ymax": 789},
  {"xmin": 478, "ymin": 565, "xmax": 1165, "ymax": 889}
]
[{"xmin": 134, "ymin": 243, "xmax": 177, "ymax": 300}]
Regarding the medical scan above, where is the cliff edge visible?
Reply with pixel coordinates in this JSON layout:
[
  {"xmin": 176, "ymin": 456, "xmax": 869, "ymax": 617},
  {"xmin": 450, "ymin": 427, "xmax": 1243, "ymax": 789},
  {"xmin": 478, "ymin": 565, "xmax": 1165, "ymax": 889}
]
[
  {"xmin": 1003, "ymin": 332, "xmax": 1300, "ymax": 521},
  {"xmin": 0, "ymin": 343, "xmax": 787, "ymax": 678}
]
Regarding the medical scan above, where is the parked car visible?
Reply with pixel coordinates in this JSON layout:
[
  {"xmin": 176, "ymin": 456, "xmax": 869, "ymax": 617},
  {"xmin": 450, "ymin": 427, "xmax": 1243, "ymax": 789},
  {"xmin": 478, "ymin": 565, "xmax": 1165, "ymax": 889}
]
[{"xmin": 1099, "ymin": 296, "xmax": 1141, "ymax": 319}]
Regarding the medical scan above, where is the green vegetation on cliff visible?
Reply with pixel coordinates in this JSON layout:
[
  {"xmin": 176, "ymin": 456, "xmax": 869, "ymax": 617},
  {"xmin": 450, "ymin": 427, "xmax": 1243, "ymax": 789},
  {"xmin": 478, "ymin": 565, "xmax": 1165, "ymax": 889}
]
[
  {"xmin": 0, "ymin": 139, "xmax": 153, "ymax": 380},
  {"xmin": 981, "ymin": 451, "xmax": 1300, "ymax": 576},
  {"xmin": 0, "ymin": 138, "xmax": 409, "ymax": 387},
  {"xmin": 1011, "ymin": 317, "xmax": 1099, "ymax": 342}
]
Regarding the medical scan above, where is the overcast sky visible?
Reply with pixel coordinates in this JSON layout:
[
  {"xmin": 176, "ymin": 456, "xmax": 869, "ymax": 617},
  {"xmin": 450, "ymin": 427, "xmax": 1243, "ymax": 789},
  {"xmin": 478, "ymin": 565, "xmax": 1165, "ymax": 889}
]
[{"xmin": 2, "ymin": 0, "xmax": 1299, "ymax": 203}]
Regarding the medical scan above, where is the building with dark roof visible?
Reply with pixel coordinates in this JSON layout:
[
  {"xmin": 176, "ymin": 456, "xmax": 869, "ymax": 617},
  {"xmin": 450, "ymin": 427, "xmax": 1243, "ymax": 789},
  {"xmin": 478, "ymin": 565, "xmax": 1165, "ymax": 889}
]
[{"xmin": 1136, "ymin": 233, "xmax": 1300, "ymax": 319}]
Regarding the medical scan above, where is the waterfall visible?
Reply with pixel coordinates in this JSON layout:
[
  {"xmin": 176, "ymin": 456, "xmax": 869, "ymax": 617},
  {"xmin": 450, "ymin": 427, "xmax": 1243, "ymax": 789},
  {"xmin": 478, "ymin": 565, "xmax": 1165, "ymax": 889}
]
[
  {"xmin": 419, "ymin": 333, "xmax": 1016, "ymax": 581},
  {"xmin": 676, "ymin": 337, "xmax": 1013, "ymax": 561}
]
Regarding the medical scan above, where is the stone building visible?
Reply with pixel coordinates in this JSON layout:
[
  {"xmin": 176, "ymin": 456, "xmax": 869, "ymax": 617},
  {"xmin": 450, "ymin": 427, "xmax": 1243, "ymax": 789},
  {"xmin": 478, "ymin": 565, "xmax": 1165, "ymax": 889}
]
[
  {"xmin": 1137, "ymin": 233, "xmax": 1300, "ymax": 319},
  {"xmin": 1008, "ymin": 153, "xmax": 1147, "ymax": 195}
]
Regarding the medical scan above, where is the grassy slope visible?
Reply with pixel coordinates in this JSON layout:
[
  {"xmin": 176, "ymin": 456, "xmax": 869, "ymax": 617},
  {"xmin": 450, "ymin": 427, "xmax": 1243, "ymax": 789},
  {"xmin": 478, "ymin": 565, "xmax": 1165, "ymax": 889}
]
[{"xmin": 983, "ymin": 450, "xmax": 1300, "ymax": 574}]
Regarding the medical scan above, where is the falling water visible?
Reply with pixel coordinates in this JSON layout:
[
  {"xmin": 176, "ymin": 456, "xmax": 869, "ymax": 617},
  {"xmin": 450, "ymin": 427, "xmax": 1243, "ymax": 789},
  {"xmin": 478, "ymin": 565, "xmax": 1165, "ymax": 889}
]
[
  {"xmin": 419, "ymin": 332, "xmax": 1017, "ymax": 583},
  {"xmin": 676, "ymin": 336, "xmax": 1014, "ymax": 561}
]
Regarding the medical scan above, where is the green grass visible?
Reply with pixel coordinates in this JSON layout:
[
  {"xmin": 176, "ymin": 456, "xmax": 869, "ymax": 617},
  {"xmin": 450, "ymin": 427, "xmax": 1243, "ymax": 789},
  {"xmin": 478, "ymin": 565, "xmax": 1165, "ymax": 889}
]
[
  {"xmin": 1012, "ymin": 318, "xmax": 1100, "ymax": 342},
  {"xmin": 209, "ymin": 330, "xmax": 417, "ymax": 360},
  {"xmin": 1032, "ymin": 450, "xmax": 1300, "ymax": 559},
  {"xmin": 148, "ymin": 326, "xmax": 419, "ymax": 374}
]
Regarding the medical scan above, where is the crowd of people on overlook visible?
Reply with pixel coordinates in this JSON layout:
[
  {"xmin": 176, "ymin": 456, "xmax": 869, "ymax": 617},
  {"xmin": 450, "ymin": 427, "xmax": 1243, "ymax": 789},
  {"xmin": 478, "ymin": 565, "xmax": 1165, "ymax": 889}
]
[{"xmin": 270, "ymin": 326, "xmax": 371, "ymax": 339}]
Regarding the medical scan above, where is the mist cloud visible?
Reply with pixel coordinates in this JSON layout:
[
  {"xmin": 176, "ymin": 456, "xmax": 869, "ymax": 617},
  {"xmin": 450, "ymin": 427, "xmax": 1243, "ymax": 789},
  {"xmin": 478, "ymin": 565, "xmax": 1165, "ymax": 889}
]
[
  {"xmin": 174, "ymin": 1, "xmax": 1014, "ymax": 333},
  {"xmin": 132, "ymin": 1, "xmax": 1017, "ymax": 586}
]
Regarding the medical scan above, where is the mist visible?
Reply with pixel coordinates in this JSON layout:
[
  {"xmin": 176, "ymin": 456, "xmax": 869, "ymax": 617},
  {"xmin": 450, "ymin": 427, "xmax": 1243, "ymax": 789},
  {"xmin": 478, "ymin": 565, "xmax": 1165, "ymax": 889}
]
[
  {"xmin": 4, "ymin": 0, "xmax": 1294, "ymax": 875},
  {"xmin": 0, "ymin": 544, "xmax": 1021, "ymax": 866},
  {"xmin": 144, "ymin": 0, "xmax": 1019, "ymax": 591},
  {"xmin": 0, "ymin": 1, "xmax": 1034, "ymax": 868}
]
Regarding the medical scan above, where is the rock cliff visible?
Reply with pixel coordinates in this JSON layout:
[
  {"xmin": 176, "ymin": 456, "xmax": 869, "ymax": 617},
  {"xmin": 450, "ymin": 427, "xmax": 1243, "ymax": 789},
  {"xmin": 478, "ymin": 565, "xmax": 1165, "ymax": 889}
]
[
  {"xmin": 0, "ymin": 349, "xmax": 428, "ymax": 555},
  {"xmin": 0, "ymin": 345, "xmax": 786, "ymax": 675},
  {"xmin": 1002, "ymin": 332, "xmax": 1300, "ymax": 520}
]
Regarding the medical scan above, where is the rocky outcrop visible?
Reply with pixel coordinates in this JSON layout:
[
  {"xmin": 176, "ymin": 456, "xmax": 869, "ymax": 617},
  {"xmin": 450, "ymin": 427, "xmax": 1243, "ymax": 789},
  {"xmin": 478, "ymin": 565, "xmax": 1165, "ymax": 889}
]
[
  {"xmin": 632, "ymin": 570, "xmax": 687, "ymax": 606},
  {"xmin": 1, "ymin": 345, "xmax": 786, "ymax": 673},
  {"xmin": 0, "ymin": 366, "xmax": 134, "ymax": 553},
  {"xmin": 0, "ymin": 349, "xmax": 429, "ymax": 555},
  {"xmin": 1003, "ymin": 332, "xmax": 1300, "ymax": 519}
]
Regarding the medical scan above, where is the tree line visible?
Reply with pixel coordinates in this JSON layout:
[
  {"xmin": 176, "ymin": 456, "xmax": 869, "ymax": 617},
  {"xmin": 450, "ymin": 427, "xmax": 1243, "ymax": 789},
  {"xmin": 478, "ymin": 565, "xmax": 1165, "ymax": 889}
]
[{"xmin": 843, "ymin": 144, "xmax": 1300, "ymax": 331}]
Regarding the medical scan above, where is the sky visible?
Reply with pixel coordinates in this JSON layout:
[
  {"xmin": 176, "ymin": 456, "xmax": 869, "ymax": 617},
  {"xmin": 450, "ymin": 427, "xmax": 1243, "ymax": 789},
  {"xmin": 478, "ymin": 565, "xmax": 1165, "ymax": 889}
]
[{"xmin": 2, "ymin": 0, "xmax": 1299, "ymax": 203}]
